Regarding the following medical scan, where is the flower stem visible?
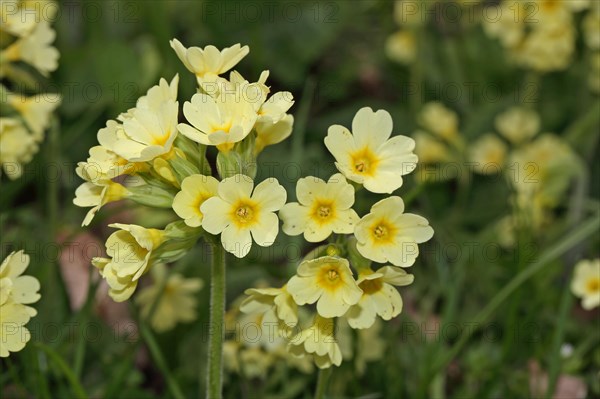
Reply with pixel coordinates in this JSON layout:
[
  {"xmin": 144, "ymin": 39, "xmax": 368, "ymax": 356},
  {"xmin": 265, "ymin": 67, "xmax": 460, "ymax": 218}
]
[
  {"xmin": 207, "ymin": 243, "xmax": 226, "ymax": 399},
  {"xmin": 314, "ymin": 367, "xmax": 332, "ymax": 399}
]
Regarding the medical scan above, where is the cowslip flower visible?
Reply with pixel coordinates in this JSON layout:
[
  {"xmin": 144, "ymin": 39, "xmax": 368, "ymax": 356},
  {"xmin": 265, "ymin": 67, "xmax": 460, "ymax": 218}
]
[
  {"xmin": 346, "ymin": 266, "xmax": 414, "ymax": 329},
  {"xmin": 509, "ymin": 134, "xmax": 578, "ymax": 206},
  {"xmin": 324, "ymin": 107, "xmax": 417, "ymax": 194},
  {"xmin": 94, "ymin": 224, "xmax": 166, "ymax": 301},
  {"xmin": 1, "ymin": 20, "xmax": 59, "ymax": 76},
  {"xmin": 0, "ymin": 251, "xmax": 40, "ymax": 357},
  {"xmin": 254, "ymin": 91, "xmax": 295, "ymax": 153},
  {"xmin": 178, "ymin": 91, "xmax": 258, "ymax": 152},
  {"xmin": 170, "ymin": 39, "xmax": 249, "ymax": 85},
  {"xmin": 172, "ymin": 174, "xmax": 219, "ymax": 227},
  {"xmin": 0, "ymin": 0, "xmax": 55, "ymax": 37},
  {"xmin": 287, "ymin": 256, "xmax": 362, "ymax": 318},
  {"xmin": 201, "ymin": 175, "xmax": 287, "ymax": 258},
  {"xmin": 6, "ymin": 92, "xmax": 61, "ymax": 139},
  {"xmin": 0, "ymin": 118, "xmax": 38, "ymax": 179},
  {"xmin": 73, "ymin": 180, "xmax": 130, "ymax": 226},
  {"xmin": 494, "ymin": 107, "xmax": 540, "ymax": 145},
  {"xmin": 354, "ymin": 196, "xmax": 434, "ymax": 267},
  {"xmin": 279, "ymin": 174, "xmax": 360, "ymax": 242},
  {"xmin": 413, "ymin": 131, "xmax": 451, "ymax": 164},
  {"xmin": 418, "ymin": 102, "xmax": 459, "ymax": 141},
  {"xmin": 287, "ymin": 315, "xmax": 342, "ymax": 369},
  {"xmin": 468, "ymin": 134, "xmax": 508, "ymax": 175},
  {"xmin": 571, "ymin": 259, "xmax": 600, "ymax": 310},
  {"xmin": 385, "ymin": 30, "xmax": 416, "ymax": 65},
  {"xmin": 135, "ymin": 264, "xmax": 203, "ymax": 332},
  {"xmin": 75, "ymin": 145, "xmax": 140, "ymax": 184},
  {"xmin": 97, "ymin": 75, "xmax": 179, "ymax": 162},
  {"xmin": 240, "ymin": 285, "xmax": 298, "ymax": 327}
]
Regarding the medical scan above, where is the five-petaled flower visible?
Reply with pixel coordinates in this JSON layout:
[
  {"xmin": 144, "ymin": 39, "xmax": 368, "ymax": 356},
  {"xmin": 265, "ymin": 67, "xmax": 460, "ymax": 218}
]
[
  {"xmin": 279, "ymin": 173, "xmax": 360, "ymax": 242},
  {"xmin": 201, "ymin": 174, "xmax": 287, "ymax": 258},
  {"xmin": 287, "ymin": 256, "xmax": 362, "ymax": 318},
  {"xmin": 354, "ymin": 196, "xmax": 434, "ymax": 267},
  {"xmin": 325, "ymin": 107, "xmax": 417, "ymax": 194}
]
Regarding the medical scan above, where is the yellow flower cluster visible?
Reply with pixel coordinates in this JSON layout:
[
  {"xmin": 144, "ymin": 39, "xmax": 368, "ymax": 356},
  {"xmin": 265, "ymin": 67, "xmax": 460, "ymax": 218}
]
[
  {"xmin": 0, "ymin": 0, "xmax": 60, "ymax": 179},
  {"xmin": 467, "ymin": 107, "xmax": 580, "ymax": 244},
  {"xmin": 484, "ymin": 0, "xmax": 590, "ymax": 72},
  {"xmin": 0, "ymin": 251, "xmax": 40, "ymax": 357},
  {"xmin": 74, "ymin": 39, "xmax": 295, "ymax": 320},
  {"xmin": 222, "ymin": 289, "xmax": 314, "ymax": 379},
  {"xmin": 240, "ymin": 107, "xmax": 434, "ymax": 368}
]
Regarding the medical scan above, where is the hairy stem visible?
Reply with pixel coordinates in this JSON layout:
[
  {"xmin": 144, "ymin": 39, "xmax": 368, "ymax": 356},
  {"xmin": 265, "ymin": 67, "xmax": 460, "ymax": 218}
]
[{"xmin": 207, "ymin": 244, "xmax": 226, "ymax": 399}]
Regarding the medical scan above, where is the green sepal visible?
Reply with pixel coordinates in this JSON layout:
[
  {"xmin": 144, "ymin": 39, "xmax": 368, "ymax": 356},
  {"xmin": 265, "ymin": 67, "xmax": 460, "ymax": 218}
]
[{"xmin": 126, "ymin": 184, "xmax": 176, "ymax": 208}]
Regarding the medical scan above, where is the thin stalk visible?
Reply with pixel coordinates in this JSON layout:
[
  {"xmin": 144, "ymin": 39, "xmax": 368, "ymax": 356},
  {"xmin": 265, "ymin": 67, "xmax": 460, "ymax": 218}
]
[
  {"xmin": 433, "ymin": 213, "xmax": 600, "ymax": 372},
  {"xmin": 206, "ymin": 244, "xmax": 226, "ymax": 399},
  {"xmin": 139, "ymin": 323, "xmax": 185, "ymax": 399},
  {"xmin": 34, "ymin": 343, "xmax": 87, "ymax": 399},
  {"xmin": 314, "ymin": 367, "xmax": 333, "ymax": 399},
  {"xmin": 546, "ymin": 169, "xmax": 588, "ymax": 397}
]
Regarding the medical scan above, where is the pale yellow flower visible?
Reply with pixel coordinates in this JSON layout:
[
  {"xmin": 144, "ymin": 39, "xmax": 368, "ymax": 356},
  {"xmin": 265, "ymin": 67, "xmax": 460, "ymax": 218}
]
[
  {"xmin": 7, "ymin": 92, "xmax": 61, "ymax": 139},
  {"xmin": 468, "ymin": 134, "xmax": 508, "ymax": 175},
  {"xmin": 514, "ymin": 24, "xmax": 575, "ymax": 72},
  {"xmin": 94, "ymin": 224, "xmax": 166, "ymax": 302},
  {"xmin": 279, "ymin": 174, "xmax": 360, "ymax": 242},
  {"xmin": 254, "ymin": 91, "xmax": 295, "ymax": 153},
  {"xmin": 325, "ymin": 107, "xmax": 417, "ymax": 194},
  {"xmin": 255, "ymin": 114, "xmax": 294, "ymax": 154},
  {"xmin": 571, "ymin": 259, "xmax": 600, "ymax": 310},
  {"xmin": 0, "ymin": 0, "xmax": 58, "ymax": 37},
  {"xmin": 73, "ymin": 181, "xmax": 130, "ymax": 226},
  {"xmin": 287, "ymin": 256, "xmax": 362, "ymax": 318},
  {"xmin": 413, "ymin": 131, "xmax": 451, "ymax": 164},
  {"xmin": 509, "ymin": 134, "xmax": 578, "ymax": 206},
  {"xmin": 0, "ymin": 117, "xmax": 37, "ymax": 179},
  {"xmin": 238, "ymin": 346, "xmax": 275, "ymax": 379},
  {"xmin": 136, "ymin": 264, "xmax": 203, "ymax": 332},
  {"xmin": 170, "ymin": 39, "xmax": 249, "ymax": 85},
  {"xmin": 354, "ymin": 196, "xmax": 434, "ymax": 267},
  {"xmin": 483, "ymin": 1, "xmax": 526, "ymax": 48},
  {"xmin": 172, "ymin": 174, "xmax": 219, "ymax": 227},
  {"xmin": 288, "ymin": 315, "xmax": 342, "ymax": 369},
  {"xmin": 346, "ymin": 266, "xmax": 413, "ymax": 329},
  {"xmin": 98, "ymin": 75, "xmax": 179, "ymax": 162},
  {"xmin": 2, "ymin": 20, "xmax": 58, "ymax": 76},
  {"xmin": 385, "ymin": 30, "xmax": 416, "ymax": 65},
  {"xmin": 494, "ymin": 107, "xmax": 540, "ymax": 145},
  {"xmin": 178, "ymin": 91, "xmax": 258, "ymax": 152},
  {"xmin": 238, "ymin": 309, "xmax": 284, "ymax": 350},
  {"xmin": 201, "ymin": 175, "xmax": 287, "ymax": 258},
  {"xmin": 75, "ymin": 145, "xmax": 142, "ymax": 184},
  {"xmin": 0, "ymin": 250, "xmax": 40, "ymax": 357},
  {"xmin": 418, "ymin": 102, "xmax": 459, "ymax": 141},
  {"xmin": 240, "ymin": 285, "xmax": 298, "ymax": 327}
]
